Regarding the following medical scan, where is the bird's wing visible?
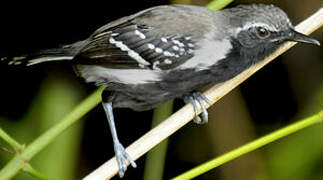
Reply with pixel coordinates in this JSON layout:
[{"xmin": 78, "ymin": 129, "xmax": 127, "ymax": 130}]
[{"xmin": 75, "ymin": 5, "xmax": 214, "ymax": 70}]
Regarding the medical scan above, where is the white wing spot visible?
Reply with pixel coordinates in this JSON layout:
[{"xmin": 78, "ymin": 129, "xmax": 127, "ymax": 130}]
[
  {"xmin": 147, "ymin": 43, "xmax": 155, "ymax": 49},
  {"xmin": 163, "ymin": 51, "xmax": 173, "ymax": 57},
  {"xmin": 109, "ymin": 37, "xmax": 150, "ymax": 65},
  {"xmin": 111, "ymin": 33, "xmax": 119, "ymax": 36},
  {"xmin": 188, "ymin": 43, "xmax": 194, "ymax": 47},
  {"xmin": 161, "ymin": 37, "xmax": 168, "ymax": 43},
  {"xmin": 172, "ymin": 46, "xmax": 179, "ymax": 51},
  {"xmin": 164, "ymin": 59, "xmax": 172, "ymax": 64},
  {"xmin": 172, "ymin": 39, "xmax": 185, "ymax": 47},
  {"xmin": 135, "ymin": 30, "xmax": 146, "ymax": 39},
  {"xmin": 155, "ymin": 48, "xmax": 163, "ymax": 53}
]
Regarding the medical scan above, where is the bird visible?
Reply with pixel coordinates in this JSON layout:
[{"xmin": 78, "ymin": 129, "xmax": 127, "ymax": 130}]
[{"xmin": 2, "ymin": 3, "xmax": 320, "ymax": 177}]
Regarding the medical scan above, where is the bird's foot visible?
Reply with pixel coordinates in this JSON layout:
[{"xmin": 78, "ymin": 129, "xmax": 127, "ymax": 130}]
[
  {"xmin": 114, "ymin": 141, "xmax": 137, "ymax": 178},
  {"xmin": 183, "ymin": 92, "xmax": 211, "ymax": 124}
]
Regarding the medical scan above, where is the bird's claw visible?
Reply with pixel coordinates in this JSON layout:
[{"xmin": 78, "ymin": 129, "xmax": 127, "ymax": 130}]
[
  {"xmin": 184, "ymin": 92, "xmax": 211, "ymax": 124},
  {"xmin": 114, "ymin": 141, "xmax": 137, "ymax": 178}
]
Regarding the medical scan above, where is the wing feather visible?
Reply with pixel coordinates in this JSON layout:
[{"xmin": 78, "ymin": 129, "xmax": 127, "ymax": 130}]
[{"xmin": 75, "ymin": 5, "xmax": 215, "ymax": 70}]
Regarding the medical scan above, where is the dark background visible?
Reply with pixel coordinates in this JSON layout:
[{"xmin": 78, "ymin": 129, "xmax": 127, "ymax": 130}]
[{"xmin": 0, "ymin": 0, "xmax": 322, "ymax": 180}]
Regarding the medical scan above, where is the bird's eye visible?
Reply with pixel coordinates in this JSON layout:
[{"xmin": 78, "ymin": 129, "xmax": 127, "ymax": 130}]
[{"xmin": 256, "ymin": 27, "xmax": 270, "ymax": 38}]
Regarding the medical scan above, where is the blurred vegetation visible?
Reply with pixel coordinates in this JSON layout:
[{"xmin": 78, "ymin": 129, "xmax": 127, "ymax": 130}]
[
  {"xmin": 0, "ymin": 0, "xmax": 322, "ymax": 179},
  {"xmin": 0, "ymin": 73, "xmax": 85, "ymax": 180},
  {"xmin": 264, "ymin": 86, "xmax": 323, "ymax": 180}
]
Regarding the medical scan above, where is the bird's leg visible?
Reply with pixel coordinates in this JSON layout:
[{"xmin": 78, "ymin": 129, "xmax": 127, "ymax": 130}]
[
  {"xmin": 101, "ymin": 91, "xmax": 136, "ymax": 178},
  {"xmin": 183, "ymin": 92, "xmax": 211, "ymax": 124}
]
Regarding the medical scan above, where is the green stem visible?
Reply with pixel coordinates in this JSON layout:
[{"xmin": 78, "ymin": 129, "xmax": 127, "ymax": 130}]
[
  {"xmin": 206, "ymin": 0, "xmax": 233, "ymax": 10},
  {"xmin": 0, "ymin": 87, "xmax": 104, "ymax": 180},
  {"xmin": 172, "ymin": 110, "xmax": 323, "ymax": 180},
  {"xmin": 23, "ymin": 86, "xmax": 104, "ymax": 158},
  {"xmin": 24, "ymin": 164, "xmax": 49, "ymax": 180},
  {"xmin": 0, "ymin": 128, "xmax": 48, "ymax": 180},
  {"xmin": 0, "ymin": 127, "xmax": 22, "ymax": 150}
]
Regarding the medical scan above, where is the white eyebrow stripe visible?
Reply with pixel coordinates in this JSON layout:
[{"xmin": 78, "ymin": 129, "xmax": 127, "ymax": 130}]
[{"xmin": 236, "ymin": 22, "xmax": 279, "ymax": 34}]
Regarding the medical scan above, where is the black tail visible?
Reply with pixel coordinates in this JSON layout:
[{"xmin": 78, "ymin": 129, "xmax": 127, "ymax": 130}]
[{"xmin": 1, "ymin": 41, "xmax": 84, "ymax": 66}]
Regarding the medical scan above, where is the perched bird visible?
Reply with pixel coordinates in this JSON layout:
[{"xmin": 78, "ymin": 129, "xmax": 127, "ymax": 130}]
[{"xmin": 3, "ymin": 4, "xmax": 320, "ymax": 177}]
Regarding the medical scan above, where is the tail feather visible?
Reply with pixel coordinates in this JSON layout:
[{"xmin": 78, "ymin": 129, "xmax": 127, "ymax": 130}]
[
  {"xmin": 2, "ymin": 41, "xmax": 84, "ymax": 66},
  {"xmin": 26, "ymin": 55, "xmax": 74, "ymax": 66}
]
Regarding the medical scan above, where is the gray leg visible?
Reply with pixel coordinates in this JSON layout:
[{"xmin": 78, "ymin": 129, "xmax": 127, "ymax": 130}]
[
  {"xmin": 183, "ymin": 92, "xmax": 211, "ymax": 124},
  {"xmin": 102, "ymin": 102, "xmax": 137, "ymax": 178}
]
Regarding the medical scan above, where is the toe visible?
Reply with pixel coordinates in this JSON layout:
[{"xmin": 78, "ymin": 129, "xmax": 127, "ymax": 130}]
[
  {"xmin": 193, "ymin": 116, "xmax": 202, "ymax": 124},
  {"xmin": 124, "ymin": 152, "xmax": 137, "ymax": 168},
  {"xmin": 195, "ymin": 92, "xmax": 211, "ymax": 105},
  {"xmin": 116, "ymin": 155, "xmax": 127, "ymax": 177}
]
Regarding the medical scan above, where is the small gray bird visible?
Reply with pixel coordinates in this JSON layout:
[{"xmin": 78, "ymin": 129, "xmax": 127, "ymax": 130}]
[{"xmin": 4, "ymin": 4, "xmax": 320, "ymax": 177}]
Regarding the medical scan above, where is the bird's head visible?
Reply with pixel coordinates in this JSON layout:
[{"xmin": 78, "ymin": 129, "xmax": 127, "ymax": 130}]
[{"xmin": 226, "ymin": 4, "xmax": 320, "ymax": 59}]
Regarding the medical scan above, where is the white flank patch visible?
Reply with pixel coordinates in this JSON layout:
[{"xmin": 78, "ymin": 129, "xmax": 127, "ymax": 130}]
[
  {"xmin": 135, "ymin": 30, "xmax": 146, "ymax": 39},
  {"xmin": 78, "ymin": 65, "xmax": 161, "ymax": 85},
  {"xmin": 177, "ymin": 39, "xmax": 232, "ymax": 70},
  {"xmin": 109, "ymin": 37, "xmax": 150, "ymax": 65}
]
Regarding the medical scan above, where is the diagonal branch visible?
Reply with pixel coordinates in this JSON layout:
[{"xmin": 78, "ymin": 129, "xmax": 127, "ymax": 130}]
[
  {"xmin": 0, "ymin": 128, "xmax": 47, "ymax": 180},
  {"xmin": 172, "ymin": 110, "xmax": 323, "ymax": 179},
  {"xmin": 0, "ymin": 87, "xmax": 104, "ymax": 180},
  {"xmin": 83, "ymin": 8, "xmax": 323, "ymax": 180}
]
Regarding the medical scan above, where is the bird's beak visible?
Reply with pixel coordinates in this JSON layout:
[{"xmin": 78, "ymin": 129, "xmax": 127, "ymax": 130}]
[{"xmin": 286, "ymin": 29, "xmax": 320, "ymax": 46}]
